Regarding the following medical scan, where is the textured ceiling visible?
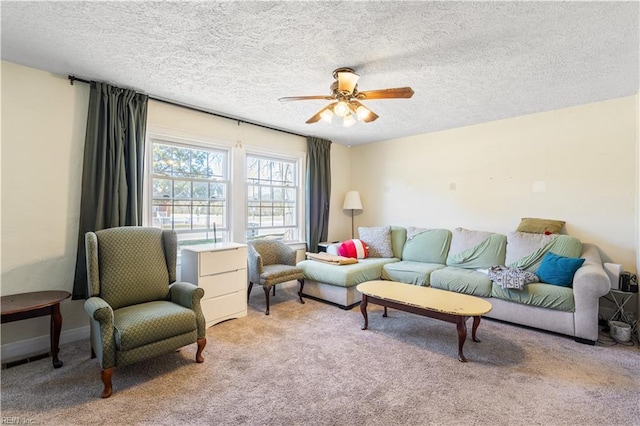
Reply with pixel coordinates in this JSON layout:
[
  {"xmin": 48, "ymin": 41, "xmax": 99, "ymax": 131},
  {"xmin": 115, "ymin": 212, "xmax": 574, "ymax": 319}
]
[{"xmin": 1, "ymin": 1, "xmax": 638, "ymax": 146}]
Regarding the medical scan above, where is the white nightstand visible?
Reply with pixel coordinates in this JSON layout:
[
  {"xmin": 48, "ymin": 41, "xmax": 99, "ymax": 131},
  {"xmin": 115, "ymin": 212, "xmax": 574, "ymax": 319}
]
[
  {"xmin": 317, "ymin": 241, "xmax": 340, "ymax": 253},
  {"xmin": 181, "ymin": 242, "xmax": 248, "ymax": 327}
]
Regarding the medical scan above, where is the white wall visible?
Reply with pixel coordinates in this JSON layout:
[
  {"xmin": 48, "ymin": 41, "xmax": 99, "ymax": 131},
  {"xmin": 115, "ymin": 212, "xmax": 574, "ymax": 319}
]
[
  {"xmin": 351, "ymin": 96, "xmax": 638, "ymax": 272},
  {"xmin": 1, "ymin": 61, "xmax": 89, "ymax": 355}
]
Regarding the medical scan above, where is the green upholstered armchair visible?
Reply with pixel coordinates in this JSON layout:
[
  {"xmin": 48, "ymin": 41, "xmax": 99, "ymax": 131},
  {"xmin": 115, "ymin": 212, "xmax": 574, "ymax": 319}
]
[
  {"xmin": 247, "ymin": 240, "xmax": 305, "ymax": 315},
  {"xmin": 84, "ymin": 226, "xmax": 206, "ymax": 398}
]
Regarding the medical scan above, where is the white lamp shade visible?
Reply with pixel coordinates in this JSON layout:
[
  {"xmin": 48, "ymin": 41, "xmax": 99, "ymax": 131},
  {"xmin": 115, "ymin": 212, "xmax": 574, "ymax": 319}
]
[{"xmin": 343, "ymin": 191, "xmax": 363, "ymax": 210}]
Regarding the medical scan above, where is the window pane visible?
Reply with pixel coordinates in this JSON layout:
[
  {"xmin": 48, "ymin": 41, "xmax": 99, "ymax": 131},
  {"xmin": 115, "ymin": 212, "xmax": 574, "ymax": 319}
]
[
  {"xmin": 153, "ymin": 178, "xmax": 172, "ymax": 198},
  {"xmin": 246, "ymin": 154, "xmax": 298, "ymax": 242},
  {"xmin": 153, "ymin": 145, "xmax": 173, "ymax": 176},
  {"xmin": 210, "ymin": 182, "xmax": 225, "ymax": 199},
  {"xmin": 151, "ymin": 140, "xmax": 229, "ymax": 246},
  {"xmin": 174, "ymin": 180, "xmax": 191, "ymax": 199},
  {"xmin": 193, "ymin": 181, "xmax": 209, "ymax": 199}
]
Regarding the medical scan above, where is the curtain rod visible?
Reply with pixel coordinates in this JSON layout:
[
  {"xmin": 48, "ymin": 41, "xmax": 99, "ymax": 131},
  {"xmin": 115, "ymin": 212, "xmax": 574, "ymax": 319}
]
[{"xmin": 68, "ymin": 75, "xmax": 307, "ymax": 138}]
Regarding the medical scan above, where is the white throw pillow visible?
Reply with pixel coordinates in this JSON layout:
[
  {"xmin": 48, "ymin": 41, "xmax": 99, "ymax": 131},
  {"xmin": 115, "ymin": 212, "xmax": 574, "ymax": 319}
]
[{"xmin": 358, "ymin": 226, "xmax": 393, "ymax": 258}]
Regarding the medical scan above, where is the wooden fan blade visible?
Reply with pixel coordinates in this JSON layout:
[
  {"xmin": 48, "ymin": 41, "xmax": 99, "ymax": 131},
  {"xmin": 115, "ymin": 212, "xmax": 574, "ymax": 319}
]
[
  {"xmin": 278, "ymin": 95, "xmax": 334, "ymax": 102},
  {"xmin": 306, "ymin": 103, "xmax": 336, "ymax": 124},
  {"xmin": 364, "ymin": 110, "xmax": 379, "ymax": 123},
  {"xmin": 357, "ymin": 87, "xmax": 414, "ymax": 100}
]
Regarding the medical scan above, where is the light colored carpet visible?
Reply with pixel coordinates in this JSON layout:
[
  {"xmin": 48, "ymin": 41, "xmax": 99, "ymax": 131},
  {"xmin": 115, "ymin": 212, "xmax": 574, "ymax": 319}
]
[{"xmin": 1, "ymin": 284, "xmax": 639, "ymax": 425}]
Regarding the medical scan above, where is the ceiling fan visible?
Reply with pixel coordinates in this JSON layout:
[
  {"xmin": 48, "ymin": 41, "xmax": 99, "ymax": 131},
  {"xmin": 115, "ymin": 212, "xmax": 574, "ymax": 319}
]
[{"xmin": 278, "ymin": 67, "xmax": 414, "ymax": 126}]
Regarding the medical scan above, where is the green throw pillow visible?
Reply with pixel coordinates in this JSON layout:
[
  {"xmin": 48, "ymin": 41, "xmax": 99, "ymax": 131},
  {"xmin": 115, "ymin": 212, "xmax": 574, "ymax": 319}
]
[
  {"xmin": 537, "ymin": 252, "xmax": 584, "ymax": 287},
  {"xmin": 516, "ymin": 218, "xmax": 565, "ymax": 234}
]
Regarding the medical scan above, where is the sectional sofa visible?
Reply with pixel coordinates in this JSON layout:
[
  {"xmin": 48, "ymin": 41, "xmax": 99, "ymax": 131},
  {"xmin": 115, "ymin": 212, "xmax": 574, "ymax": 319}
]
[{"xmin": 298, "ymin": 226, "xmax": 611, "ymax": 344}]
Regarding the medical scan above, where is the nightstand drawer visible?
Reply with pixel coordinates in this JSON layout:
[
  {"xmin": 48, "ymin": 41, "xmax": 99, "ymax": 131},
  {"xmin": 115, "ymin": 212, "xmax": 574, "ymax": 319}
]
[
  {"xmin": 201, "ymin": 291, "xmax": 246, "ymax": 322},
  {"xmin": 198, "ymin": 269, "xmax": 246, "ymax": 299},
  {"xmin": 199, "ymin": 247, "xmax": 247, "ymax": 276}
]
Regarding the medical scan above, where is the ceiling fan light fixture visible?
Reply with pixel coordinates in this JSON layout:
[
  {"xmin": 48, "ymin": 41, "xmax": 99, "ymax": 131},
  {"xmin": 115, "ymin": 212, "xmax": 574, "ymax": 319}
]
[
  {"xmin": 337, "ymin": 69, "xmax": 360, "ymax": 94},
  {"xmin": 280, "ymin": 67, "xmax": 413, "ymax": 125},
  {"xmin": 320, "ymin": 108, "xmax": 334, "ymax": 123},
  {"xmin": 356, "ymin": 105, "xmax": 371, "ymax": 121},
  {"xmin": 342, "ymin": 114, "xmax": 356, "ymax": 127},
  {"xmin": 333, "ymin": 100, "xmax": 350, "ymax": 117}
]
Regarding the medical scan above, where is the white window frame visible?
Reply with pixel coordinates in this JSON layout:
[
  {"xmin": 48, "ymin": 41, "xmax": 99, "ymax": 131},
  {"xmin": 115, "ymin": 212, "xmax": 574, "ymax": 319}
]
[
  {"xmin": 244, "ymin": 149, "xmax": 304, "ymax": 243},
  {"xmin": 145, "ymin": 133, "xmax": 231, "ymax": 247}
]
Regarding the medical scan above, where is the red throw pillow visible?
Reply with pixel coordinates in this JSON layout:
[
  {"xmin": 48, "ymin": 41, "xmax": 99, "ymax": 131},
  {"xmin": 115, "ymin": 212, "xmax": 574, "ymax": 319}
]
[{"xmin": 338, "ymin": 239, "xmax": 368, "ymax": 259}]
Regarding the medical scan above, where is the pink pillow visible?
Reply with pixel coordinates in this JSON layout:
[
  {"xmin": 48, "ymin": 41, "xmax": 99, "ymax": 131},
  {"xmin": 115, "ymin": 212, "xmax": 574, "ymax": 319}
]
[{"xmin": 338, "ymin": 239, "xmax": 368, "ymax": 259}]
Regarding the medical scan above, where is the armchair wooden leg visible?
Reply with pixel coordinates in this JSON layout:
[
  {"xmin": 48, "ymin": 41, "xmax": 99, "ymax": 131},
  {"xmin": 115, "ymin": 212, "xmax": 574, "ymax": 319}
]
[
  {"xmin": 298, "ymin": 279, "xmax": 305, "ymax": 304},
  {"xmin": 247, "ymin": 281, "xmax": 254, "ymax": 302},
  {"xmin": 101, "ymin": 368, "xmax": 114, "ymax": 398},
  {"xmin": 272, "ymin": 286, "xmax": 276, "ymax": 296},
  {"xmin": 196, "ymin": 338, "xmax": 206, "ymax": 363},
  {"xmin": 263, "ymin": 286, "xmax": 270, "ymax": 315}
]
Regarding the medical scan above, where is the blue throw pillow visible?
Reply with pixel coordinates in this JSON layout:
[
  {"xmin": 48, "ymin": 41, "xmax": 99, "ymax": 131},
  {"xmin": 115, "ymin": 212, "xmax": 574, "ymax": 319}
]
[{"xmin": 537, "ymin": 252, "xmax": 585, "ymax": 287}]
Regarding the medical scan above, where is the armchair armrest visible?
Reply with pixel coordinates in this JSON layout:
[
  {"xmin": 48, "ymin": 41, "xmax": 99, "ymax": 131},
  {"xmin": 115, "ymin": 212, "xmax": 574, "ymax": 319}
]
[
  {"xmin": 247, "ymin": 244, "xmax": 263, "ymax": 283},
  {"xmin": 169, "ymin": 282, "xmax": 204, "ymax": 309},
  {"xmin": 84, "ymin": 296, "xmax": 116, "ymax": 369},
  {"xmin": 85, "ymin": 296, "xmax": 114, "ymax": 325},
  {"xmin": 169, "ymin": 282, "xmax": 206, "ymax": 340}
]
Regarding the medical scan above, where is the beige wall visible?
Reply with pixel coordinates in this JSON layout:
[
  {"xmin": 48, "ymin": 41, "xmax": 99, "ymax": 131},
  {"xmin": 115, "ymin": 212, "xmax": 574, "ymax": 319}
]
[
  {"xmin": 351, "ymin": 96, "xmax": 638, "ymax": 272},
  {"xmin": 1, "ymin": 62, "xmax": 90, "ymax": 353}
]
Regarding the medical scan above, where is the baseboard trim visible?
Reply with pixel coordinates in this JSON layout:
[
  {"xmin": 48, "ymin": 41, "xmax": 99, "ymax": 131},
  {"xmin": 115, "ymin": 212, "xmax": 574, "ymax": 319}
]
[{"xmin": 1, "ymin": 325, "xmax": 89, "ymax": 364}]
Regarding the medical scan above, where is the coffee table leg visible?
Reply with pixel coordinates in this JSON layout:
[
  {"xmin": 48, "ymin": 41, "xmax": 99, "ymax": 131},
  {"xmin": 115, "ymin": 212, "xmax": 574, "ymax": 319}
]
[
  {"xmin": 360, "ymin": 294, "xmax": 369, "ymax": 330},
  {"xmin": 456, "ymin": 317, "xmax": 468, "ymax": 363},
  {"xmin": 471, "ymin": 316, "xmax": 482, "ymax": 343},
  {"xmin": 50, "ymin": 303, "xmax": 63, "ymax": 368},
  {"xmin": 383, "ymin": 306, "xmax": 388, "ymax": 317}
]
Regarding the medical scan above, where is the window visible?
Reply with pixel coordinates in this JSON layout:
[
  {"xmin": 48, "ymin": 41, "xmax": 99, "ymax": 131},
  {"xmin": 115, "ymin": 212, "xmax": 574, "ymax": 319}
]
[
  {"xmin": 150, "ymin": 139, "xmax": 229, "ymax": 247},
  {"xmin": 246, "ymin": 154, "xmax": 299, "ymax": 241}
]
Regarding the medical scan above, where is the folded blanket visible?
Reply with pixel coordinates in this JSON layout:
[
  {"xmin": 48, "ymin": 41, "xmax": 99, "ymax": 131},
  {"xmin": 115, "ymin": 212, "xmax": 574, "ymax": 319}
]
[
  {"xmin": 305, "ymin": 252, "xmax": 358, "ymax": 265},
  {"xmin": 488, "ymin": 265, "xmax": 539, "ymax": 290}
]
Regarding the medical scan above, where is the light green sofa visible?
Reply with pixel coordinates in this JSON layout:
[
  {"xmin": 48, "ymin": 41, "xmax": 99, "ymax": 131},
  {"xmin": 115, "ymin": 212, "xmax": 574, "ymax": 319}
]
[{"xmin": 298, "ymin": 226, "xmax": 611, "ymax": 344}]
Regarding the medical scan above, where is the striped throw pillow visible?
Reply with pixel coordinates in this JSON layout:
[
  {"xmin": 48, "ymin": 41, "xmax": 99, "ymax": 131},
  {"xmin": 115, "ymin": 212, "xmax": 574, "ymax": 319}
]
[{"xmin": 338, "ymin": 239, "xmax": 369, "ymax": 259}]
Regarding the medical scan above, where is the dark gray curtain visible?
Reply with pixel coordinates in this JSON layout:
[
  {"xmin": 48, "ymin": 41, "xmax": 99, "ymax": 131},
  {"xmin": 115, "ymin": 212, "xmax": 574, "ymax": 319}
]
[
  {"xmin": 72, "ymin": 82, "xmax": 148, "ymax": 299},
  {"xmin": 305, "ymin": 137, "xmax": 332, "ymax": 253}
]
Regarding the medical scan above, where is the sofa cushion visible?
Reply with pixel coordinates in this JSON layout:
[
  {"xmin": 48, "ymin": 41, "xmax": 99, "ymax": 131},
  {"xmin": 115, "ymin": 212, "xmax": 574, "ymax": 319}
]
[
  {"xmin": 505, "ymin": 232, "xmax": 558, "ymax": 266},
  {"xmin": 536, "ymin": 252, "xmax": 585, "ymax": 287},
  {"xmin": 491, "ymin": 282, "xmax": 575, "ymax": 312},
  {"xmin": 358, "ymin": 226, "xmax": 393, "ymax": 258},
  {"xmin": 390, "ymin": 226, "xmax": 407, "ymax": 259},
  {"xmin": 381, "ymin": 261, "xmax": 446, "ymax": 286},
  {"xmin": 508, "ymin": 234, "xmax": 582, "ymax": 273},
  {"xmin": 114, "ymin": 301, "xmax": 196, "ymax": 351},
  {"xmin": 446, "ymin": 228, "xmax": 507, "ymax": 269},
  {"xmin": 402, "ymin": 228, "xmax": 451, "ymax": 264},
  {"xmin": 516, "ymin": 217, "xmax": 565, "ymax": 234},
  {"xmin": 430, "ymin": 267, "xmax": 493, "ymax": 297},
  {"xmin": 297, "ymin": 258, "xmax": 398, "ymax": 288}
]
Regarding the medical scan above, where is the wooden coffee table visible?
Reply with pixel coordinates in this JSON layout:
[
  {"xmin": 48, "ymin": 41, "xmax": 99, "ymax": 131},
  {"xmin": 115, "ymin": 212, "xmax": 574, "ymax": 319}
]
[
  {"xmin": 357, "ymin": 280, "xmax": 492, "ymax": 362},
  {"xmin": 1, "ymin": 290, "xmax": 71, "ymax": 368}
]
